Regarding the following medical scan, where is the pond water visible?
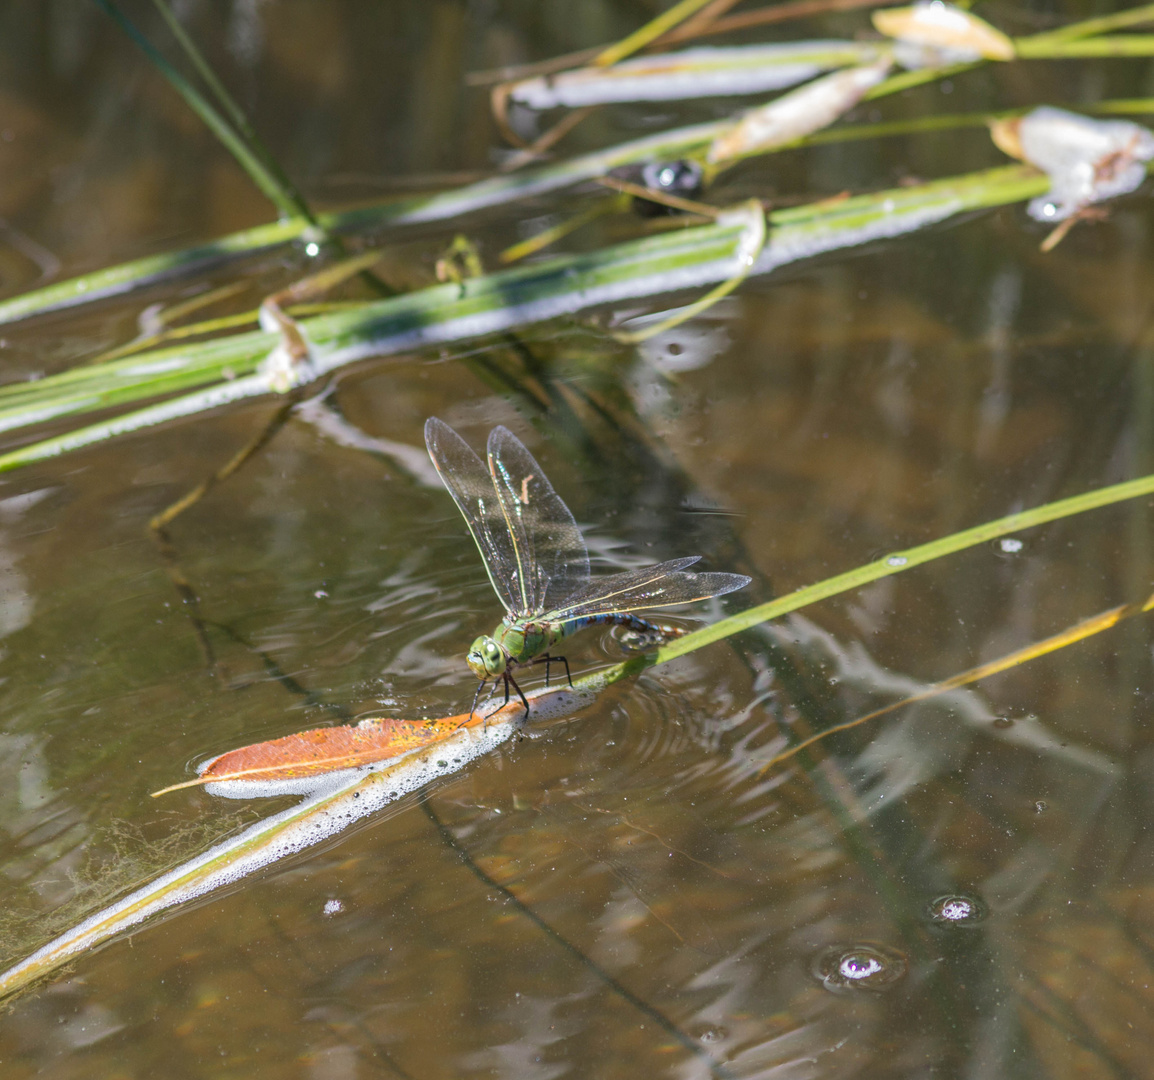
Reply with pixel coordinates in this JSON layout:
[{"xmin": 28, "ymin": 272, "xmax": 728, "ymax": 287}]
[{"xmin": 0, "ymin": 1, "xmax": 1151, "ymax": 1078}]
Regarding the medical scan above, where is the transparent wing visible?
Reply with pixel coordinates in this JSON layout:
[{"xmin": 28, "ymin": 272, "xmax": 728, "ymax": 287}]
[
  {"xmin": 425, "ymin": 417, "xmax": 525, "ymax": 615},
  {"xmin": 486, "ymin": 425, "xmax": 589, "ymax": 616},
  {"xmin": 541, "ymin": 556, "xmax": 751, "ymax": 621}
]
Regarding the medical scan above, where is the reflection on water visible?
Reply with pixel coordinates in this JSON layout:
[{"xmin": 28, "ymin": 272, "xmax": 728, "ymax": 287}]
[{"xmin": 1, "ymin": 1, "xmax": 1153, "ymax": 1077}]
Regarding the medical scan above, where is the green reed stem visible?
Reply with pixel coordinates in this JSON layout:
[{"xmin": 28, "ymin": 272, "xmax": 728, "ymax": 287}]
[
  {"xmin": 594, "ymin": 0, "xmax": 719, "ymax": 66},
  {"xmin": 580, "ymin": 468, "xmax": 1154, "ymax": 690},
  {"xmin": 12, "ymin": 1, "xmax": 1154, "ymax": 328},
  {"xmin": 1024, "ymin": 1, "xmax": 1154, "ymax": 45},
  {"xmin": 865, "ymin": 61, "xmax": 982, "ymax": 102},
  {"xmin": 1018, "ymin": 33, "xmax": 1154, "ymax": 58}
]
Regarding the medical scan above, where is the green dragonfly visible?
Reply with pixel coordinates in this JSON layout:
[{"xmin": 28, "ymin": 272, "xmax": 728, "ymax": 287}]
[{"xmin": 425, "ymin": 418, "xmax": 751, "ymax": 715}]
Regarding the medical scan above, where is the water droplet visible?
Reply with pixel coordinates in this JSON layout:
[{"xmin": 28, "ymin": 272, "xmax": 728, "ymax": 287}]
[
  {"xmin": 886, "ymin": 554, "xmax": 908, "ymax": 567},
  {"xmin": 928, "ymin": 893, "xmax": 987, "ymax": 927},
  {"xmin": 999, "ymin": 537, "xmax": 1024, "ymax": 553},
  {"xmin": 813, "ymin": 943, "xmax": 907, "ymax": 992},
  {"xmin": 992, "ymin": 716, "xmax": 1014, "ymax": 729}
]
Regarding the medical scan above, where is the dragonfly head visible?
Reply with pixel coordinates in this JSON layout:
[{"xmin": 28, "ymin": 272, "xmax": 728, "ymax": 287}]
[{"xmin": 467, "ymin": 635, "xmax": 507, "ymax": 680}]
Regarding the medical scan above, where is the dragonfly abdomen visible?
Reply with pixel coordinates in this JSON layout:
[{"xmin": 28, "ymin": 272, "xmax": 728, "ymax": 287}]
[{"xmin": 563, "ymin": 613, "xmax": 687, "ymax": 647}]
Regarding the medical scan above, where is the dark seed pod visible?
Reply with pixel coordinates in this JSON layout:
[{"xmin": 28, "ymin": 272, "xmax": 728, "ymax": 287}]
[{"xmin": 632, "ymin": 160, "xmax": 705, "ymax": 216}]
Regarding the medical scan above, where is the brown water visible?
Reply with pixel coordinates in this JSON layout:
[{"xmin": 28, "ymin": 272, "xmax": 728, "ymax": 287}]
[{"xmin": 0, "ymin": 2, "xmax": 1152, "ymax": 1077}]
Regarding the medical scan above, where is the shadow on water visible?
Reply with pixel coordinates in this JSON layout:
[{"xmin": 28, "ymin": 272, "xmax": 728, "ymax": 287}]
[{"xmin": 0, "ymin": 1, "xmax": 1151, "ymax": 1077}]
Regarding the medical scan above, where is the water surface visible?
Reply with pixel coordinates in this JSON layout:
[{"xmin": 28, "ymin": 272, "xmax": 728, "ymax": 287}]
[{"xmin": 0, "ymin": 2, "xmax": 1150, "ymax": 1077}]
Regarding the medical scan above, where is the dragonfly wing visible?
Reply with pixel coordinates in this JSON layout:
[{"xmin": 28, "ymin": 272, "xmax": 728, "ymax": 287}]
[
  {"xmin": 542, "ymin": 557, "xmax": 750, "ymax": 621},
  {"xmin": 487, "ymin": 425, "xmax": 590, "ymax": 616},
  {"xmin": 425, "ymin": 417, "xmax": 525, "ymax": 615}
]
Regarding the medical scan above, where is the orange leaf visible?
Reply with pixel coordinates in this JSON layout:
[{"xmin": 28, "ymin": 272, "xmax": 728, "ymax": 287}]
[{"xmin": 152, "ymin": 708, "xmax": 501, "ymax": 796}]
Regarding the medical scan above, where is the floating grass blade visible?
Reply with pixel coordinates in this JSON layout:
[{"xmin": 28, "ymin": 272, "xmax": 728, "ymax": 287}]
[
  {"xmin": 579, "ymin": 468, "xmax": 1154, "ymax": 693},
  {"xmin": 7, "ymin": 2, "xmax": 1151, "ymax": 326},
  {"xmin": 0, "ymin": 689, "xmax": 590, "ymax": 1003},
  {"xmin": 0, "ymin": 329, "xmax": 271, "ymax": 435},
  {"xmin": 0, "ymin": 164, "xmax": 1049, "ymax": 472},
  {"xmin": 0, "ymin": 217, "xmax": 308, "ymax": 326},
  {"xmin": 0, "ymin": 118, "xmax": 730, "ymax": 326},
  {"xmin": 1017, "ymin": 34, "xmax": 1154, "ymax": 58},
  {"xmin": 1023, "ymin": 1, "xmax": 1154, "ymax": 45}
]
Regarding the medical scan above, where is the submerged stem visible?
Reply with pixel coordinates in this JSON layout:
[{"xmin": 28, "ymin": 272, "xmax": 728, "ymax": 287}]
[
  {"xmin": 147, "ymin": 0, "xmax": 319, "ymax": 227},
  {"xmin": 92, "ymin": 0, "xmax": 308, "ymax": 222}
]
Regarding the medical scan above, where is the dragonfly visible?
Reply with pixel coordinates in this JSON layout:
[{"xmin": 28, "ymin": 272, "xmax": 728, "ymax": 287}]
[{"xmin": 425, "ymin": 417, "xmax": 751, "ymax": 716}]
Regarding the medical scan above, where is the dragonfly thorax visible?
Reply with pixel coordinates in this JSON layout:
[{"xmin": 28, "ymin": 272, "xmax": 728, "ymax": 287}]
[{"xmin": 467, "ymin": 635, "xmax": 507, "ymax": 679}]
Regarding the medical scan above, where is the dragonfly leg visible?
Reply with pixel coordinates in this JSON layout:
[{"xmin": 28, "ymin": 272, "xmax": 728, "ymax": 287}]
[
  {"xmin": 544, "ymin": 655, "xmax": 572, "ymax": 688},
  {"xmin": 469, "ymin": 678, "xmax": 488, "ymax": 720},
  {"xmin": 529, "ymin": 653, "xmax": 571, "ymax": 688},
  {"xmin": 504, "ymin": 670, "xmax": 531, "ymax": 716}
]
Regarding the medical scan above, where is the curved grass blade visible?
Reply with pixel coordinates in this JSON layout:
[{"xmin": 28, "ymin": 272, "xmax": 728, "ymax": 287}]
[
  {"xmin": 1024, "ymin": 1, "xmax": 1154, "ymax": 45},
  {"xmin": 0, "ymin": 328, "xmax": 272, "ymax": 434},
  {"xmin": 507, "ymin": 41, "xmax": 886, "ymax": 109},
  {"xmin": 0, "ymin": 373, "xmax": 276, "ymax": 473}
]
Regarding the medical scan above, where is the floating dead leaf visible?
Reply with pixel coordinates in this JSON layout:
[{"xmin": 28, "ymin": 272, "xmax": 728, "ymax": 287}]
[
  {"xmin": 504, "ymin": 41, "xmax": 885, "ymax": 110},
  {"xmin": 988, "ymin": 115, "xmax": 1025, "ymax": 162},
  {"xmin": 873, "ymin": 2, "xmax": 1015, "ymax": 62},
  {"xmin": 990, "ymin": 106, "xmax": 1154, "ymax": 223},
  {"xmin": 153, "ymin": 709, "xmax": 498, "ymax": 796},
  {"xmin": 707, "ymin": 59, "xmax": 892, "ymax": 164}
]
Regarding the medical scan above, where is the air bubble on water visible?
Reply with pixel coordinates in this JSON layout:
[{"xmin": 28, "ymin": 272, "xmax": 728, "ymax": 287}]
[
  {"xmin": 886, "ymin": 555, "xmax": 908, "ymax": 567},
  {"xmin": 928, "ymin": 893, "xmax": 987, "ymax": 927},
  {"xmin": 841, "ymin": 954, "xmax": 883, "ymax": 979},
  {"xmin": 1034, "ymin": 800, "xmax": 1048, "ymax": 813},
  {"xmin": 813, "ymin": 943, "xmax": 907, "ymax": 992},
  {"xmin": 323, "ymin": 898, "xmax": 344, "ymax": 916},
  {"xmin": 999, "ymin": 538, "xmax": 1023, "ymax": 553},
  {"xmin": 992, "ymin": 716, "xmax": 1014, "ymax": 729}
]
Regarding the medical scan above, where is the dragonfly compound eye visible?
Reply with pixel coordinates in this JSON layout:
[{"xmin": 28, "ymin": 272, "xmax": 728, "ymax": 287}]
[
  {"xmin": 466, "ymin": 635, "xmax": 505, "ymax": 679},
  {"xmin": 482, "ymin": 639, "xmax": 506, "ymax": 675}
]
